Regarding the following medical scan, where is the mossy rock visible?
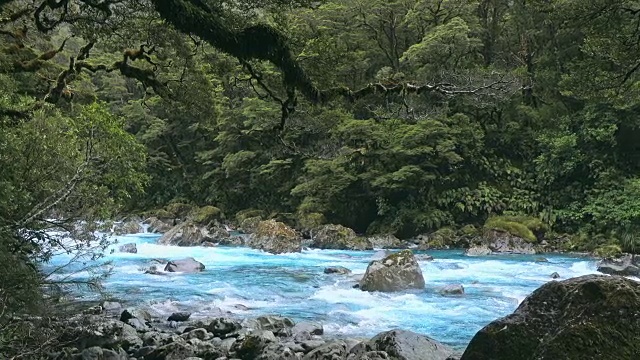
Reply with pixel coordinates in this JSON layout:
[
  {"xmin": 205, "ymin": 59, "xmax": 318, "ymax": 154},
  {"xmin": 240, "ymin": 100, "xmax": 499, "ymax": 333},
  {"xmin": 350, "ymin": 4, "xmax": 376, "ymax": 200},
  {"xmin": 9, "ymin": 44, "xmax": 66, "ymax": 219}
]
[
  {"xmin": 460, "ymin": 224, "xmax": 480, "ymax": 237},
  {"xmin": 165, "ymin": 202, "xmax": 195, "ymax": 218},
  {"xmin": 312, "ymin": 224, "xmax": 372, "ymax": 250},
  {"xmin": 297, "ymin": 212, "xmax": 326, "ymax": 231},
  {"xmin": 240, "ymin": 216, "xmax": 262, "ymax": 233},
  {"xmin": 191, "ymin": 205, "xmax": 223, "ymax": 225},
  {"xmin": 484, "ymin": 216, "xmax": 545, "ymax": 243},
  {"xmin": 461, "ymin": 275, "xmax": 640, "ymax": 360},
  {"xmin": 594, "ymin": 244, "xmax": 623, "ymax": 258},
  {"xmin": 236, "ymin": 209, "xmax": 266, "ymax": 224}
]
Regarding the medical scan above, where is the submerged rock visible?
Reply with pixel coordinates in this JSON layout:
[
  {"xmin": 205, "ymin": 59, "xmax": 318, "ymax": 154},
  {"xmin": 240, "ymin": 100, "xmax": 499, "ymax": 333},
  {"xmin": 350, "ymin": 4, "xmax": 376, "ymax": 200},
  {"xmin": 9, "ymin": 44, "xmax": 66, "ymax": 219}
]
[
  {"xmin": 461, "ymin": 275, "xmax": 640, "ymax": 360},
  {"xmin": 440, "ymin": 284, "xmax": 464, "ymax": 295},
  {"xmin": 118, "ymin": 242, "xmax": 137, "ymax": 254},
  {"xmin": 248, "ymin": 220, "xmax": 302, "ymax": 254},
  {"xmin": 359, "ymin": 250, "xmax": 425, "ymax": 292},
  {"xmin": 368, "ymin": 329, "xmax": 454, "ymax": 360},
  {"xmin": 550, "ymin": 272, "xmax": 560, "ymax": 279},
  {"xmin": 158, "ymin": 221, "xmax": 216, "ymax": 246},
  {"xmin": 312, "ymin": 224, "xmax": 372, "ymax": 250},
  {"xmin": 164, "ymin": 257, "xmax": 205, "ymax": 273},
  {"xmin": 324, "ymin": 266, "xmax": 352, "ymax": 275}
]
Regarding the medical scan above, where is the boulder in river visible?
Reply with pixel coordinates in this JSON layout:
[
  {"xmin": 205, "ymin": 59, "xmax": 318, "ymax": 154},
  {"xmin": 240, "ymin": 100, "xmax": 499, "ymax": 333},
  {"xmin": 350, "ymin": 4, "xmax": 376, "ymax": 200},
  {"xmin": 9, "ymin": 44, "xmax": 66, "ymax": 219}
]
[
  {"xmin": 158, "ymin": 221, "xmax": 216, "ymax": 246},
  {"xmin": 597, "ymin": 254, "xmax": 640, "ymax": 277},
  {"xmin": 248, "ymin": 220, "xmax": 302, "ymax": 254},
  {"xmin": 461, "ymin": 274, "xmax": 640, "ymax": 360},
  {"xmin": 464, "ymin": 245, "xmax": 491, "ymax": 256},
  {"xmin": 359, "ymin": 250, "xmax": 425, "ymax": 292},
  {"xmin": 312, "ymin": 224, "xmax": 372, "ymax": 250},
  {"xmin": 164, "ymin": 257, "xmax": 205, "ymax": 273},
  {"xmin": 118, "ymin": 242, "xmax": 137, "ymax": 254},
  {"xmin": 367, "ymin": 329, "xmax": 454, "ymax": 360},
  {"xmin": 550, "ymin": 272, "xmax": 560, "ymax": 279}
]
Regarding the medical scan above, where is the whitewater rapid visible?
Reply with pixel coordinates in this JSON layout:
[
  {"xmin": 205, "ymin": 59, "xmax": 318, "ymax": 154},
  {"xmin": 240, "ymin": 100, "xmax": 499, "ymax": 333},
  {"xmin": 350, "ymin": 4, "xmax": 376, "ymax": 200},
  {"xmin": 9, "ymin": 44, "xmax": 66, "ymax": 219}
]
[{"xmin": 46, "ymin": 232, "xmax": 600, "ymax": 349}]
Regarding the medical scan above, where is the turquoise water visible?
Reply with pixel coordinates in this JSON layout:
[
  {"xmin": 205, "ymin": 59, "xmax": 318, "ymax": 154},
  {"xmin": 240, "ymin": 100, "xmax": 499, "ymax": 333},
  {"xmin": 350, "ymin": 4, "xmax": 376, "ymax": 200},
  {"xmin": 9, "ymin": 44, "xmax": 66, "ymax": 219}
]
[{"xmin": 46, "ymin": 232, "xmax": 599, "ymax": 349}]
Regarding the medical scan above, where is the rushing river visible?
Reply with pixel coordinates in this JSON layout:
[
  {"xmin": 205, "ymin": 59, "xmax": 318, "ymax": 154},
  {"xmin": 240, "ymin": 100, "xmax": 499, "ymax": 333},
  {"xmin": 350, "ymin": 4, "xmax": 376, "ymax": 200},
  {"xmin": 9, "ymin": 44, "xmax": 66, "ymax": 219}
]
[{"xmin": 47, "ymin": 232, "xmax": 600, "ymax": 350}]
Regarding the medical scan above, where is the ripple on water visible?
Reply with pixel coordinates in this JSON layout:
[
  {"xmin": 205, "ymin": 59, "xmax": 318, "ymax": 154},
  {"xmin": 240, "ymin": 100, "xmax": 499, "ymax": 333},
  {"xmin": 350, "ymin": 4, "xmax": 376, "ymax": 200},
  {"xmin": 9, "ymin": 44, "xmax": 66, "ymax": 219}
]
[{"xmin": 44, "ymin": 233, "xmax": 600, "ymax": 349}]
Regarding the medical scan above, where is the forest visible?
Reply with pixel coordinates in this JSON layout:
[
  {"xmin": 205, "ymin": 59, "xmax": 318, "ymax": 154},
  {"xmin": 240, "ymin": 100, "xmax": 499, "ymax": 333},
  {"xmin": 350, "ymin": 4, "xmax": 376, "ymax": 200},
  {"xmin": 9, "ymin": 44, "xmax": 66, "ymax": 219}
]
[{"xmin": 2, "ymin": 0, "xmax": 640, "ymax": 356}]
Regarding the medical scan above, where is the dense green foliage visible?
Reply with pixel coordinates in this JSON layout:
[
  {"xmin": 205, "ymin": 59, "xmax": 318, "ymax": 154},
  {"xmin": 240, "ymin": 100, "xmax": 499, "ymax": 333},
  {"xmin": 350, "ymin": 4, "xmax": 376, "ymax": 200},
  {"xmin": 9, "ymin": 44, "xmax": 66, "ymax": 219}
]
[
  {"xmin": 2, "ymin": 2, "xmax": 640, "ymax": 354},
  {"xmin": 2, "ymin": 0, "xmax": 639, "ymax": 241}
]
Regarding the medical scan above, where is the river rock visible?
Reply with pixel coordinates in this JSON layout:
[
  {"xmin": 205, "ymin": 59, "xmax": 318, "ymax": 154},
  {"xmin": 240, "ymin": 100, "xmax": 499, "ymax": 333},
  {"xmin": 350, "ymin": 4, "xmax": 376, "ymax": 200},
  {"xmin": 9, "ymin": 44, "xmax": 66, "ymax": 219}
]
[
  {"xmin": 312, "ymin": 224, "xmax": 372, "ymax": 250},
  {"xmin": 120, "ymin": 308, "xmax": 151, "ymax": 324},
  {"xmin": 367, "ymin": 234, "xmax": 406, "ymax": 249},
  {"xmin": 440, "ymin": 284, "xmax": 464, "ymax": 295},
  {"xmin": 164, "ymin": 257, "xmax": 205, "ymax": 273},
  {"xmin": 368, "ymin": 329, "xmax": 454, "ymax": 360},
  {"xmin": 292, "ymin": 321, "xmax": 324, "ymax": 336},
  {"xmin": 118, "ymin": 242, "xmax": 137, "ymax": 253},
  {"xmin": 158, "ymin": 221, "xmax": 215, "ymax": 246},
  {"xmin": 415, "ymin": 254, "xmax": 434, "ymax": 261},
  {"xmin": 324, "ymin": 266, "xmax": 352, "ymax": 275},
  {"xmin": 461, "ymin": 275, "xmax": 640, "ymax": 360},
  {"xmin": 81, "ymin": 346, "xmax": 128, "ymax": 360},
  {"xmin": 302, "ymin": 340, "xmax": 347, "ymax": 360},
  {"xmin": 359, "ymin": 250, "xmax": 425, "ymax": 292},
  {"xmin": 248, "ymin": 220, "xmax": 302, "ymax": 254},
  {"xmin": 234, "ymin": 330, "xmax": 278, "ymax": 359},
  {"xmin": 58, "ymin": 315, "xmax": 143, "ymax": 351},
  {"xmin": 168, "ymin": 311, "xmax": 192, "ymax": 322},
  {"xmin": 597, "ymin": 254, "xmax": 640, "ymax": 276},
  {"xmin": 207, "ymin": 317, "xmax": 242, "ymax": 338},
  {"xmin": 550, "ymin": 272, "xmax": 560, "ymax": 279},
  {"xmin": 464, "ymin": 245, "xmax": 492, "ymax": 256}
]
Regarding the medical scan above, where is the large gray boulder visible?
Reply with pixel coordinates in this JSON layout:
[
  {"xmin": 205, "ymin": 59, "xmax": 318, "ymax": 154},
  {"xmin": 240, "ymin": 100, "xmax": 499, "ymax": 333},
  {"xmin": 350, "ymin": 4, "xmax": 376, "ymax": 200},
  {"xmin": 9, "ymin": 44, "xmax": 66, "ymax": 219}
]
[
  {"xmin": 367, "ymin": 329, "xmax": 454, "ymax": 360},
  {"xmin": 158, "ymin": 221, "xmax": 216, "ymax": 246},
  {"xmin": 164, "ymin": 257, "xmax": 205, "ymax": 273},
  {"xmin": 597, "ymin": 254, "xmax": 640, "ymax": 277},
  {"xmin": 359, "ymin": 250, "xmax": 425, "ymax": 292},
  {"xmin": 461, "ymin": 275, "xmax": 640, "ymax": 360},
  {"xmin": 248, "ymin": 220, "xmax": 302, "ymax": 254},
  {"xmin": 464, "ymin": 245, "xmax": 491, "ymax": 256},
  {"xmin": 312, "ymin": 224, "xmax": 372, "ymax": 250}
]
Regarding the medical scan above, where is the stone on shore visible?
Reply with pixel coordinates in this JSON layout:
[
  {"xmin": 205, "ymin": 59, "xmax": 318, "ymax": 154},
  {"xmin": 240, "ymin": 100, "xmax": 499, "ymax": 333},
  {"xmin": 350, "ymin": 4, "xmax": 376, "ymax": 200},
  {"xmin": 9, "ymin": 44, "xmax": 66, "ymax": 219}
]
[{"xmin": 368, "ymin": 329, "xmax": 454, "ymax": 360}]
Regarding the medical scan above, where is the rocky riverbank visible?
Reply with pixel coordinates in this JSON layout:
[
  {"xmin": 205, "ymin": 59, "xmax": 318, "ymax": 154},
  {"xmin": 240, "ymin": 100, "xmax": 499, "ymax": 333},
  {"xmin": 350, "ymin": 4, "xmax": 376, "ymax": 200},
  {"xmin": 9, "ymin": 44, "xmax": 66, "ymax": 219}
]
[{"xmin": 22, "ymin": 274, "xmax": 640, "ymax": 359}]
